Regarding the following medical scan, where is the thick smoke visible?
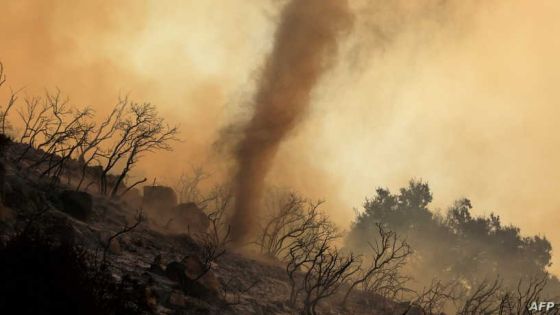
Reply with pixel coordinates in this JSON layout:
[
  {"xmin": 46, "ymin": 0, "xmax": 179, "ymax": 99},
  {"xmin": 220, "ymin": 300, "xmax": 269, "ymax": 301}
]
[
  {"xmin": 0, "ymin": 1, "xmax": 266, "ymax": 182},
  {"xmin": 5, "ymin": 0, "xmax": 560, "ymax": 274},
  {"xmin": 229, "ymin": 0, "xmax": 353, "ymax": 245}
]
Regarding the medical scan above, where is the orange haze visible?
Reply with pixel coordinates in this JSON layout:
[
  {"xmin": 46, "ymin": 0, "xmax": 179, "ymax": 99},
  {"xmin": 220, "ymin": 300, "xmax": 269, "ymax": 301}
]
[{"xmin": 2, "ymin": 1, "xmax": 560, "ymax": 273}]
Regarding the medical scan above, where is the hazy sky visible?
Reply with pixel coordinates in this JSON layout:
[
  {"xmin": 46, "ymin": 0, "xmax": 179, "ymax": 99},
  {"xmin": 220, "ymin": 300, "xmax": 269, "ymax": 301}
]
[{"xmin": 2, "ymin": 0, "xmax": 560, "ymax": 272}]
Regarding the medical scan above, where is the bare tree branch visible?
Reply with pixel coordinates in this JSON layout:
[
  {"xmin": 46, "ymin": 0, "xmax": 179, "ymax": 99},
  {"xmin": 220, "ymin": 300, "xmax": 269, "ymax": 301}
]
[
  {"xmin": 283, "ymin": 214, "xmax": 359, "ymax": 315},
  {"xmin": 408, "ymin": 279, "xmax": 461, "ymax": 315},
  {"xmin": 458, "ymin": 277, "xmax": 503, "ymax": 315},
  {"xmin": 343, "ymin": 222, "xmax": 412, "ymax": 306},
  {"xmin": 257, "ymin": 190, "xmax": 326, "ymax": 259},
  {"xmin": 191, "ymin": 186, "xmax": 233, "ymax": 281},
  {"xmin": 175, "ymin": 166, "xmax": 210, "ymax": 204},
  {"xmin": 102, "ymin": 209, "xmax": 143, "ymax": 263}
]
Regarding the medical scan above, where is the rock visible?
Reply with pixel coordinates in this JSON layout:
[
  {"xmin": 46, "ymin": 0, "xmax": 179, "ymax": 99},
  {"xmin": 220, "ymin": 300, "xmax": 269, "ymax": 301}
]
[
  {"xmin": 58, "ymin": 190, "xmax": 93, "ymax": 221},
  {"xmin": 143, "ymin": 186, "xmax": 177, "ymax": 212},
  {"xmin": 44, "ymin": 218, "xmax": 76, "ymax": 246},
  {"xmin": 181, "ymin": 255, "xmax": 205, "ymax": 277},
  {"xmin": 399, "ymin": 302, "xmax": 424, "ymax": 315},
  {"xmin": 144, "ymin": 287, "xmax": 159, "ymax": 311},
  {"xmin": 165, "ymin": 261, "xmax": 188, "ymax": 282},
  {"xmin": 121, "ymin": 187, "xmax": 142, "ymax": 209},
  {"xmin": 170, "ymin": 203, "xmax": 210, "ymax": 234},
  {"xmin": 181, "ymin": 255, "xmax": 220, "ymax": 294},
  {"xmin": 199, "ymin": 272, "xmax": 220, "ymax": 296},
  {"xmin": 4, "ymin": 175, "xmax": 37, "ymax": 209},
  {"xmin": 165, "ymin": 261, "xmax": 216, "ymax": 300},
  {"xmin": 97, "ymin": 230, "xmax": 122, "ymax": 254},
  {"xmin": 168, "ymin": 291, "xmax": 187, "ymax": 307},
  {"xmin": 0, "ymin": 204, "xmax": 14, "ymax": 222},
  {"xmin": 408, "ymin": 305, "xmax": 425, "ymax": 315},
  {"xmin": 109, "ymin": 238, "xmax": 121, "ymax": 254},
  {"xmin": 149, "ymin": 254, "xmax": 166, "ymax": 276}
]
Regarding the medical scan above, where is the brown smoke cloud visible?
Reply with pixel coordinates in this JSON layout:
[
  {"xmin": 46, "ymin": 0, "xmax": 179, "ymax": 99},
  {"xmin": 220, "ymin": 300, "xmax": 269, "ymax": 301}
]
[
  {"xmin": 3, "ymin": 0, "xmax": 560, "ymax": 274},
  {"xmin": 228, "ymin": 0, "xmax": 353, "ymax": 245},
  {"xmin": 0, "ymin": 0, "xmax": 272, "ymax": 182}
]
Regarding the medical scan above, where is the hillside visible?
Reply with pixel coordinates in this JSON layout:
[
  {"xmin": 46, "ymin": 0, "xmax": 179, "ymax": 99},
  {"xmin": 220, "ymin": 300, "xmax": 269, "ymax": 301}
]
[{"xmin": 0, "ymin": 137, "xmax": 412, "ymax": 315}]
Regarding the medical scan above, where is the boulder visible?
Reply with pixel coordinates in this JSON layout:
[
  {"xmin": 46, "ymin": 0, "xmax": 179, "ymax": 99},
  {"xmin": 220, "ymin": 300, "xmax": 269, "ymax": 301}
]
[
  {"xmin": 398, "ymin": 302, "xmax": 424, "ymax": 315},
  {"xmin": 407, "ymin": 306, "xmax": 425, "ymax": 315},
  {"xmin": 4, "ymin": 175, "xmax": 37, "ymax": 209},
  {"xmin": 181, "ymin": 255, "xmax": 206, "ymax": 278},
  {"xmin": 165, "ymin": 261, "xmax": 217, "ymax": 300},
  {"xmin": 182, "ymin": 255, "xmax": 220, "ymax": 294},
  {"xmin": 149, "ymin": 254, "xmax": 166, "ymax": 276},
  {"xmin": 121, "ymin": 187, "xmax": 142, "ymax": 209},
  {"xmin": 143, "ymin": 186, "xmax": 177, "ymax": 212},
  {"xmin": 165, "ymin": 261, "xmax": 188, "ymax": 283},
  {"xmin": 168, "ymin": 291, "xmax": 187, "ymax": 307},
  {"xmin": 58, "ymin": 190, "xmax": 93, "ymax": 221},
  {"xmin": 44, "ymin": 218, "xmax": 76, "ymax": 246},
  {"xmin": 170, "ymin": 203, "xmax": 210, "ymax": 234}
]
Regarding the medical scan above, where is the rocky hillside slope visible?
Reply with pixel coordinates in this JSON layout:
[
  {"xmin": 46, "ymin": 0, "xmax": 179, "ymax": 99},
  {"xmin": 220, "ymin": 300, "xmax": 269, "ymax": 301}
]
[{"xmin": 0, "ymin": 137, "xmax": 414, "ymax": 315}]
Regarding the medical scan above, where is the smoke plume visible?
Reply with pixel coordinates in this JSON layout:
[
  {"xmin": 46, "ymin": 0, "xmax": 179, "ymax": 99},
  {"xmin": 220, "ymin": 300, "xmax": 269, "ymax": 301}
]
[
  {"xmin": 5, "ymin": 0, "xmax": 560, "ymax": 274},
  {"xmin": 229, "ymin": 0, "xmax": 353, "ymax": 245}
]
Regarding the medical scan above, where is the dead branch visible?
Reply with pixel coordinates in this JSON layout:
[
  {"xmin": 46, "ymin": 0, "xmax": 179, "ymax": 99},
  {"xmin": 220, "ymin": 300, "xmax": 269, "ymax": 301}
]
[
  {"xmin": 284, "ymin": 216, "xmax": 355, "ymax": 314},
  {"xmin": 410, "ymin": 279, "xmax": 461, "ymax": 315},
  {"xmin": 192, "ymin": 205, "xmax": 231, "ymax": 281},
  {"xmin": 32, "ymin": 102, "xmax": 93, "ymax": 172},
  {"xmin": 258, "ymin": 190, "xmax": 326, "ymax": 259},
  {"xmin": 102, "ymin": 209, "xmax": 143, "ymax": 263},
  {"xmin": 458, "ymin": 277, "xmax": 503, "ymax": 315},
  {"xmin": 0, "ymin": 63, "xmax": 5, "ymax": 87},
  {"xmin": 175, "ymin": 166, "xmax": 210, "ymax": 204},
  {"xmin": 40, "ymin": 115, "xmax": 95, "ymax": 182},
  {"xmin": 300, "ymin": 240, "xmax": 360, "ymax": 315},
  {"xmin": 76, "ymin": 147, "xmax": 100, "ymax": 191},
  {"xmin": 343, "ymin": 222, "xmax": 412, "ymax": 306},
  {"xmin": 221, "ymin": 278, "xmax": 260, "ymax": 306},
  {"xmin": 77, "ymin": 99, "xmax": 126, "ymax": 163},
  {"xmin": 96, "ymin": 100, "xmax": 178, "ymax": 197},
  {"xmin": 15, "ymin": 97, "xmax": 51, "ymax": 162},
  {"xmin": 0, "ymin": 66, "xmax": 19, "ymax": 135},
  {"xmin": 498, "ymin": 274, "xmax": 549, "ymax": 315},
  {"xmin": 119, "ymin": 177, "xmax": 147, "ymax": 197}
]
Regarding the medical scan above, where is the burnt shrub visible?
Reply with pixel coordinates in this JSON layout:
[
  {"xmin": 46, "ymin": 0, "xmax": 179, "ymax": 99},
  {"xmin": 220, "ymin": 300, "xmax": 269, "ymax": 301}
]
[
  {"xmin": 0, "ymin": 230, "xmax": 149, "ymax": 315},
  {"xmin": 0, "ymin": 133, "xmax": 11, "ymax": 202},
  {"xmin": 0, "ymin": 132, "xmax": 11, "ymax": 156}
]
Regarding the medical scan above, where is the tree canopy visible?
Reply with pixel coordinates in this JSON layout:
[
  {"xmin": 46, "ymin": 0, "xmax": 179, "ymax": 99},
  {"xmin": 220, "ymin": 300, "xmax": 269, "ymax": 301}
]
[{"xmin": 347, "ymin": 180, "xmax": 556, "ymax": 291}]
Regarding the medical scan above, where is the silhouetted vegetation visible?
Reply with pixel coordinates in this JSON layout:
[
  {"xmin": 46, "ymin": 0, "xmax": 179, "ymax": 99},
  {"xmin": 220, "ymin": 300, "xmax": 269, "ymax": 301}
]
[
  {"xmin": 0, "ymin": 228, "xmax": 149, "ymax": 315},
  {"xmin": 257, "ymin": 191, "xmax": 326, "ymax": 259},
  {"xmin": 258, "ymin": 190, "xmax": 414, "ymax": 314},
  {"xmin": 193, "ymin": 206, "xmax": 231, "ymax": 281},
  {"xmin": 4, "ymin": 58, "xmax": 560, "ymax": 314},
  {"xmin": 0, "ymin": 133, "xmax": 10, "ymax": 204},
  {"xmin": 347, "ymin": 179, "xmax": 560, "ymax": 312},
  {"xmin": 342, "ymin": 222, "xmax": 412, "ymax": 306},
  {"xmin": 284, "ymin": 214, "xmax": 358, "ymax": 315},
  {"xmin": 0, "ymin": 62, "xmax": 17, "ymax": 136},
  {"xmin": 0, "ymin": 63, "xmax": 178, "ymax": 197},
  {"xmin": 409, "ymin": 279, "xmax": 461, "ymax": 314}
]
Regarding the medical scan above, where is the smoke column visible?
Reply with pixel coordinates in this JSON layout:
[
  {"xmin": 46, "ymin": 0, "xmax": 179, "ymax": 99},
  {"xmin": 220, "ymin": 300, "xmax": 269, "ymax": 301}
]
[{"xmin": 229, "ymin": 0, "xmax": 353, "ymax": 245}]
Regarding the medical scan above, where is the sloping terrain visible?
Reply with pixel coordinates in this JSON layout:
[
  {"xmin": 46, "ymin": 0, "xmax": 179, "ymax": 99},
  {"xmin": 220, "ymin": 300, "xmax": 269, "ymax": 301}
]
[{"xmin": 0, "ymin": 138, "xmax": 411, "ymax": 315}]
